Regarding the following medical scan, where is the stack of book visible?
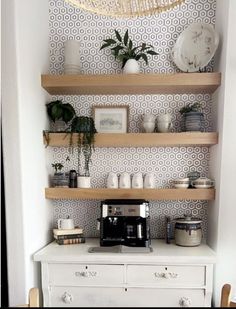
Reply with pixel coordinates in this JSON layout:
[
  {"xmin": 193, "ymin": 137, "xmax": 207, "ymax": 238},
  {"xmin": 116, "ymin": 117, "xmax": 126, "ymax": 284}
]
[{"xmin": 53, "ymin": 227, "xmax": 85, "ymax": 245}]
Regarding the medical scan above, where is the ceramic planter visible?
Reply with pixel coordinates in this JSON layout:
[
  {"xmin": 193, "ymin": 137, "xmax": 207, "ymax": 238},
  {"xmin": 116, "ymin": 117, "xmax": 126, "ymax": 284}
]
[
  {"xmin": 182, "ymin": 111, "xmax": 204, "ymax": 132},
  {"xmin": 123, "ymin": 59, "xmax": 140, "ymax": 74}
]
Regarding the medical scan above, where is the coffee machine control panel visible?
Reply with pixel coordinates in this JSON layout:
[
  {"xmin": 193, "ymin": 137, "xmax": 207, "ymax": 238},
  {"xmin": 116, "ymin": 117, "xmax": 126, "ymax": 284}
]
[{"xmin": 102, "ymin": 203, "xmax": 149, "ymax": 218}]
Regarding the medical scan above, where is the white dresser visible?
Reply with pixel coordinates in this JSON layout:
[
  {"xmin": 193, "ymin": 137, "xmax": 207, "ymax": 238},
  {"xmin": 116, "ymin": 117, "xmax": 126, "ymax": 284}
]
[{"xmin": 33, "ymin": 238, "xmax": 216, "ymax": 307}]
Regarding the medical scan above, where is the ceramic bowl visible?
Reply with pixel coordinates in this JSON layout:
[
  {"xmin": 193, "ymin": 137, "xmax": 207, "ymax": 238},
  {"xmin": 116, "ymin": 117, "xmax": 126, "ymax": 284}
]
[
  {"xmin": 192, "ymin": 177, "xmax": 214, "ymax": 188},
  {"xmin": 173, "ymin": 178, "xmax": 189, "ymax": 189}
]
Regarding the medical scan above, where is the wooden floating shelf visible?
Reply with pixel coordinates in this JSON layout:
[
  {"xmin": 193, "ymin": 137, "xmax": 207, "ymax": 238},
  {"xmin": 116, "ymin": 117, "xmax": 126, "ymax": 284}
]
[
  {"xmin": 43, "ymin": 132, "xmax": 218, "ymax": 147},
  {"xmin": 45, "ymin": 188, "xmax": 215, "ymax": 201},
  {"xmin": 41, "ymin": 72, "xmax": 221, "ymax": 95}
]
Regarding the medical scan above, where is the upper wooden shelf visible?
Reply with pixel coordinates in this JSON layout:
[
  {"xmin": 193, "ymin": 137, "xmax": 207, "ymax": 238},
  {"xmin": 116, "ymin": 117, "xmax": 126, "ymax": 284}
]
[
  {"xmin": 43, "ymin": 132, "xmax": 218, "ymax": 147},
  {"xmin": 41, "ymin": 72, "xmax": 221, "ymax": 95},
  {"xmin": 45, "ymin": 188, "xmax": 215, "ymax": 201}
]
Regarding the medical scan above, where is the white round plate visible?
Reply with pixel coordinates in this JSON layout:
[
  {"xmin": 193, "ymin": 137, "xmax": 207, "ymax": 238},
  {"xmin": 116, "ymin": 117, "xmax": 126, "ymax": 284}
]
[{"xmin": 171, "ymin": 23, "xmax": 219, "ymax": 72}]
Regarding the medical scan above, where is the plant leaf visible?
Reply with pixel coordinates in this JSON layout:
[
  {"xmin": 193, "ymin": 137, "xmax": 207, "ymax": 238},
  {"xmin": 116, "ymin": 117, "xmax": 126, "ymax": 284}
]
[
  {"xmin": 100, "ymin": 43, "xmax": 111, "ymax": 50},
  {"xmin": 139, "ymin": 53, "xmax": 148, "ymax": 65},
  {"xmin": 141, "ymin": 43, "xmax": 146, "ymax": 51},
  {"xmin": 147, "ymin": 50, "xmax": 159, "ymax": 55},
  {"xmin": 124, "ymin": 29, "xmax": 129, "ymax": 46},
  {"xmin": 111, "ymin": 45, "xmax": 124, "ymax": 58},
  {"xmin": 103, "ymin": 38, "xmax": 116, "ymax": 44},
  {"xmin": 115, "ymin": 29, "xmax": 122, "ymax": 42},
  {"xmin": 128, "ymin": 39, "xmax": 133, "ymax": 50}
]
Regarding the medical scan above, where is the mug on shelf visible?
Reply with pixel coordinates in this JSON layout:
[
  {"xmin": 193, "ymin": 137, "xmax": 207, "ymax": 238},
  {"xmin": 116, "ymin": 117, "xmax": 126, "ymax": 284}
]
[
  {"xmin": 144, "ymin": 173, "xmax": 156, "ymax": 188},
  {"xmin": 107, "ymin": 172, "xmax": 119, "ymax": 188},
  {"xmin": 132, "ymin": 173, "xmax": 143, "ymax": 189},
  {"xmin": 57, "ymin": 218, "xmax": 75, "ymax": 230},
  {"xmin": 119, "ymin": 172, "xmax": 131, "ymax": 189}
]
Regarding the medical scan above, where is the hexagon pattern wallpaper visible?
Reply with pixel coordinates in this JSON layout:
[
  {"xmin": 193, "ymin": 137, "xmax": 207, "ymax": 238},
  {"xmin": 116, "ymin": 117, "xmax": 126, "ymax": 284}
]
[{"xmin": 48, "ymin": 0, "xmax": 216, "ymax": 239}]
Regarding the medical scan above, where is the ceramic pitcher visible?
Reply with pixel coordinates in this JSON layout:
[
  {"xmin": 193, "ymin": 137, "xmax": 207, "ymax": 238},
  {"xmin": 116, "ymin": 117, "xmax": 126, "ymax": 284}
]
[{"xmin": 119, "ymin": 172, "xmax": 131, "ymax": 189}]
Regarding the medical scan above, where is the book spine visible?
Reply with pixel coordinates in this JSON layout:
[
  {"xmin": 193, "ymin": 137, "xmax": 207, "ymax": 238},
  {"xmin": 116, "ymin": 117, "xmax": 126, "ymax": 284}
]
[
  {"xmin": 54, "ymin": 233, "xmax": 84, "ymax": 240},
  {"xmin": 56, "ymin": 237, "xmax": 86, "ymax": 245}
]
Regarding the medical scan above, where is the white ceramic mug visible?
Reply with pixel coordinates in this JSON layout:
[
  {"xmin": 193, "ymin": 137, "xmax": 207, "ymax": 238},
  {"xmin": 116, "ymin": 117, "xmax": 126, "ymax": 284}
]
[
  {"xmin": 157, "ymin": 121, "xmax": 173, "ymax": 133},
  {"xmin": 107, "ymin": 172, "xmax": 118, "ymax": 188},
  {"xmin": 57, "ymin": 218, "xmax": 75, "ymax": 230},
  {"xmin": 144, "ymin": 173, "xmax": 156, "ymax": 188},
  {"xmin": 119, "ymin": 172, "xmax": 131, "ymax": 189},
  {"xmin": 156, "ymin": 113, "xmax": 172, "ymax": 122},
  {"xmin": 132, "ymin": 173, "xmax": 143, "ymax": 189}
]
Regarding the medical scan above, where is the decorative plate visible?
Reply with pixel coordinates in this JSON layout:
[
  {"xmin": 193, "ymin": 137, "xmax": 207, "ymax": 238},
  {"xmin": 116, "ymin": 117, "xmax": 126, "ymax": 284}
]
[{"xmin": 171, "ymin": 23, "xmax": 219, "ymax": 72}]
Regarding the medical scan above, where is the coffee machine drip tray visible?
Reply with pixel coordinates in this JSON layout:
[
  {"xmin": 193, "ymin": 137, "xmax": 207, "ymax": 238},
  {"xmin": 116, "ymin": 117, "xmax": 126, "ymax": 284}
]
[{"xmin": 88, "ymin": 245, "xmax": 153, "ymax": 254}]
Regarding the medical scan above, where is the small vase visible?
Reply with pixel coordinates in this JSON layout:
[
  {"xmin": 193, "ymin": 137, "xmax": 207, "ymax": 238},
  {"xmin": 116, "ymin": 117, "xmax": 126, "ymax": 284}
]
[
  {"xmin": 123, "ymin": 59, "xmax": 140, "ymax": 74},
  {"xmin": 142, "ymin": 121, "xmax": 155, "ymax": 133}
]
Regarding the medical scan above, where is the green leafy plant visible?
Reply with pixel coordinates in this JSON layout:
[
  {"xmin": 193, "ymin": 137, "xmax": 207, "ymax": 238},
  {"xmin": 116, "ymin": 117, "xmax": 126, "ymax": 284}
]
[
  {"xmin": 100, "ymin": 29, "xmax": 159, "ymax": 68},
  {"xmin": 51, "ymin": 156, "xmax": 70, "ymax": 174},
  {"xmin": 179, "ymin": 102, "xmax": 203, "ymax": 115},
  {"xmin": 46, "ymin": 100, "xmax": 76, "ymax": 123},
  {"xmin": 51, "ymin": 162, "xmax": 64, "ymax": 174},
  {"xmin": 69, "ymin": 116, "xmax": 97, "ymax": 177}
]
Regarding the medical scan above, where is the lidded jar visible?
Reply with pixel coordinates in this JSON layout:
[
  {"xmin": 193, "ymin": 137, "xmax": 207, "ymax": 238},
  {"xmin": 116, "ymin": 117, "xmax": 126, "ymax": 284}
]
[{"xmin": 174, "ymin": 216, "xmax": 202, "ymax": 247}]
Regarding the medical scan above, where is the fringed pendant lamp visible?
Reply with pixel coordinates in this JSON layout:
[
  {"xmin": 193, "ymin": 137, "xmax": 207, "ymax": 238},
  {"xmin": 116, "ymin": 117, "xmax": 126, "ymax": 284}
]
[{"xmin": 65, "ymin": 0, "xmax": 185, "ymax": 18}]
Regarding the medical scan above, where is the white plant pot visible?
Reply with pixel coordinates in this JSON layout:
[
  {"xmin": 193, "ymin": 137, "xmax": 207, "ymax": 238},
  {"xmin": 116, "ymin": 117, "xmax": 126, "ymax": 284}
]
[
  {"xmin": 77, "ymin": 176, "xmax": 91, "ymax": 188},
  {"xmin": 123, "ymin": 59, "xmax": 140, "ymax": 74}
]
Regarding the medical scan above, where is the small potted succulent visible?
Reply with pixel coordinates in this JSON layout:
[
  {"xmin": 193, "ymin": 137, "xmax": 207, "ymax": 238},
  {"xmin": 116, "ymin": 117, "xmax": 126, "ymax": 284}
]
[
  {"xmin": 51, "ymin": 157, "xmax": 70, "ymax": 187},
  {"xmin": 100, "ymin": 29, "xmax": 159, "ymax": 74},
  {"xmin": 69, "ymin": 116, "xmax": 97, "ymax": 188},
  {"xmin": 46, "ymin": 100, "xmax": 76, "ymax": 132},
  {"xmin": 179, "ymin": 102, "xmax": 205, "ymax": 132}
]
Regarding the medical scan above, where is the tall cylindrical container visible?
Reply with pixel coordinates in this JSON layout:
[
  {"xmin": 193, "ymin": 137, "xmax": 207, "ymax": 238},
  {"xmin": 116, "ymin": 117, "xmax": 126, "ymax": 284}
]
[{"xmin": 64, "ymin": 39, "xmax": 80, "ymax": 74}]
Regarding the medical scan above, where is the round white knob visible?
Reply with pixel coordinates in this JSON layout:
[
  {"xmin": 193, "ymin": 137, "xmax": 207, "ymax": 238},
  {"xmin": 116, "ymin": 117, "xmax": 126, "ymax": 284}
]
[
  {"xmin": 62, "ymin": 292, "xmax": 73, "ymax": 304},
  {"xmin": 179, "ymin": 297, "xmax": 191, "ymax": 307}
]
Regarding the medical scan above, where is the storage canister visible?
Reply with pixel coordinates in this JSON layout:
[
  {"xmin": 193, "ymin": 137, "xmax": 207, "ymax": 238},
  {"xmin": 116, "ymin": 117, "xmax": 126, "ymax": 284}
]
[{"xmin": 174, "ymin": 216, "xmax": 202, "ymax": 247}]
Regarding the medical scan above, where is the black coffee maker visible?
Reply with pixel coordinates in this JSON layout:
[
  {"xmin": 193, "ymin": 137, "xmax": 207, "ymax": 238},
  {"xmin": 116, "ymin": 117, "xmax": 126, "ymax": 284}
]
[{"xmin": 99, "ymin": 199, "xmax": 151, "ymax": 247}]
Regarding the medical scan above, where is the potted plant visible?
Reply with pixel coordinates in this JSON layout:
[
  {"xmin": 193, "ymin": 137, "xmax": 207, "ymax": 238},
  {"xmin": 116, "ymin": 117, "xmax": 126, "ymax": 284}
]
[
  {"xmin": 179, "ymin": 102, "xmax": 205, "ymax": 132},
  {"xmin": 46, "ymin": 100, "xmax": 76, "ymax": 132},
  {"xmin": 100, "ymin": 29, "xmax": 159, "ymax": 74},
  {"xmin": 69, "ymin": 116, "xmax": 97, "ymax": 188},
  {"xmin": 51, "ymin": 157, "xmax": 70, "ymax": 187}
]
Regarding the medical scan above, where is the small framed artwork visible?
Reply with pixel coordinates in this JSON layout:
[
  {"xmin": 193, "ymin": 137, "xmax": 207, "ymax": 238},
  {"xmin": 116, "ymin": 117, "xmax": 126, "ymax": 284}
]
[{"xmin": 92, "ymin": 105, "xmax": 129, "ymax": 133}]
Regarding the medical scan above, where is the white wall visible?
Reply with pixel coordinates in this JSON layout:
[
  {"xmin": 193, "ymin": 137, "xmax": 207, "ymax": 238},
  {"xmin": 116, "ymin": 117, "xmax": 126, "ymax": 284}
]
[
  {"xmin": 209, "ymin": 0, "xmax": 236, "ymax": 306},
  {"xmin": 2, "ymin": 0, "xmax": 53, "ymax": 306}
]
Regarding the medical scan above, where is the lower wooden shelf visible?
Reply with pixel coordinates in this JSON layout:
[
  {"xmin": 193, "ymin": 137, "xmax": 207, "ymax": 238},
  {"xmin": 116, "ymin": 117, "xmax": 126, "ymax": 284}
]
[{"xmin": 45, "ymin": 188, "xmax": 215, "ymax": 200}]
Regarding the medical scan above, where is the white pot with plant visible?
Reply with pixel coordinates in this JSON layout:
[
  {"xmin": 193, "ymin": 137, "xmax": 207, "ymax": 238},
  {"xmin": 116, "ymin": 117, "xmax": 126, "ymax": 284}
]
[
  {"xmin": 69, "ymin": 116, "xmax": 97, "ymax": 188},
  {"xmin": 179, "ymin": 102, "xmax": 205, "ymax": 132},
  {"xmin": 100, "ymin": 29, "xmax": 159, "ymax": 74}
]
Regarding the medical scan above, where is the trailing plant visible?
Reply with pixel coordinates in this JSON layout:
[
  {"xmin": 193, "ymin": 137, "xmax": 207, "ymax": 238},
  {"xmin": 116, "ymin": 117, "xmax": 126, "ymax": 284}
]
[
  {"xmin": 100, "ymin": 29, "xmax": 159, "ymax": 68},
  {"xmin": 179, "ymin": 102, "xmax": 203, "ymax": 115},
  {"xmin": 46, "ymin": 100, "xmax": 76, "ymax": 123},
  {"xmin": 69, "ymin": 116, "xmax": 97, "ymax": 177}
]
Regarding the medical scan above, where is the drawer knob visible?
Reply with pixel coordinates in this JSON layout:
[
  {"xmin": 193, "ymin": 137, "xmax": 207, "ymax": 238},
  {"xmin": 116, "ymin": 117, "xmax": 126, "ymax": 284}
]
[
  {"xmin": 179, "ymin": 297, "xmax": 191, "ymax": 307},
  {"xmin": 62, "ymin": 292, "xmax": 73, "ymax": 304},
  {"xmin": 154, "ymin": 272, "xmax": 178, "ymax": 279}
]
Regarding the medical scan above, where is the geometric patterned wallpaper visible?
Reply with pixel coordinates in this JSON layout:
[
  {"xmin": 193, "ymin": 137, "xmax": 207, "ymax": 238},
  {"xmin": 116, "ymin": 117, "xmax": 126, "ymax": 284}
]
[{"xmin": 48, "ymin": 0, "xmax": 216, "ymax": 239}]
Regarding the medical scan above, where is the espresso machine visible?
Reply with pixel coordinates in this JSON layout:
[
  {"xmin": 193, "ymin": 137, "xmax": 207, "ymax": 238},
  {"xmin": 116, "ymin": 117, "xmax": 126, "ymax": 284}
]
[{"xmin": 99, "ymin": 199, "xmax": 151, "ymax": 247}]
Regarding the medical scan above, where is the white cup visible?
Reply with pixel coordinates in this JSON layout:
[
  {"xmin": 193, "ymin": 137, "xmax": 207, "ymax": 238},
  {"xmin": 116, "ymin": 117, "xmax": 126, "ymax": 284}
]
[
  {"xmin": 157, "ymin": 121, "xmax": 172, "ymax": 133},
  {"xmin": 107, "ymin": 172, "xmax": 118, "ymax": 188},
  {"xmin": 132, "ymin": 173, "xmax": 143, "ymax": 189},
  {"xmin": 119, "ymin": 172, "xmax": 131, "ymax": 189},
  {"xmin": 156, "ymin": 113, "xmax": 172, "ymax": 122},
  {"xmin": 57, "ymin": 218, "xmax": 75, "ymax": 230},
  {"xmin": 144, "ymin": 173, "xmax": 156, "ymax": 188}
]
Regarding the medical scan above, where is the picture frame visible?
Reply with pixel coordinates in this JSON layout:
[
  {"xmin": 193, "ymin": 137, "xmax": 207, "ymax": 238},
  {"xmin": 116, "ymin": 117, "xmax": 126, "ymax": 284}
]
[{"xmin": 92, "ymin": 105, "xmax": 129, "ymax": 133}]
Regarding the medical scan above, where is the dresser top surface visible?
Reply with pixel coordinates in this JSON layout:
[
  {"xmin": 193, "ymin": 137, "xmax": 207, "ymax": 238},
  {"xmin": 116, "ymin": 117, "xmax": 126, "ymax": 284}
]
[{"xmin": 33, "ymin": 238, "xmax": 216, "ymax": 264}]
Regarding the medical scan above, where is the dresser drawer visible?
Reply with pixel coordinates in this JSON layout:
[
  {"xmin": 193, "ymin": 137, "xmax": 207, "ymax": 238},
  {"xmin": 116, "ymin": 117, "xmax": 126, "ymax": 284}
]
[
  {"xmin": 48, "ymin": 263, "xmax": 124, "ymax": 286},
  {"xmin": 49, "ymin": 286, "xmax": 205, "ymax": 307},
  {"xmin": 127, "ymin": 265, "xmax": 205, "ymax": 286}
]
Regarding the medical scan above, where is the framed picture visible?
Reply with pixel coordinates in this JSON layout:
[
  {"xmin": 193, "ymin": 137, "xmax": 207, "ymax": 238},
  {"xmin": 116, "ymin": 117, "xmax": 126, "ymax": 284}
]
[{"xmin": 92, "ymin": 105, "xmax": 129, "ymax": 133}]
